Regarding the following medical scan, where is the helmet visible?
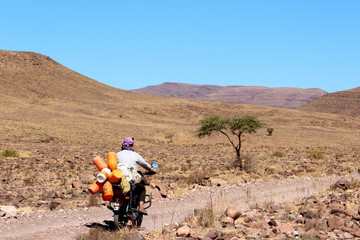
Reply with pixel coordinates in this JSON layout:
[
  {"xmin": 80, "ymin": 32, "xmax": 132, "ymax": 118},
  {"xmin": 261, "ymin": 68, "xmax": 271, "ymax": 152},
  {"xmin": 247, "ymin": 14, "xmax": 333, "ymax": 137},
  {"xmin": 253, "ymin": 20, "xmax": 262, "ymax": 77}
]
[{"xmin": 121, "ymin": 137, "xmax": 134, "ymax": 151}]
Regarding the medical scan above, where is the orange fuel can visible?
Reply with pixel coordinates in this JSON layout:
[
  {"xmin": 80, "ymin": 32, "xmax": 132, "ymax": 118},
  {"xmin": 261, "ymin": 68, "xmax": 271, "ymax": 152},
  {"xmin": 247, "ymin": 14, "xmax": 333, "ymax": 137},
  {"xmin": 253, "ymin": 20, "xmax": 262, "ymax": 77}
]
[
  {"xmin": 93, "ymin": 156, "xmax": 108, "ymax": 171},
  {"xmin": 108, "ymin": 169, "xmax": 122, "ymax": 183},
  {"xmin": 107, "ymin": 152, "xmax": 118, "ymax": 171},
  {"xmin": 102, "ymin": 181, "xmax": 113, "ymax": 201},
  {"xmin": 88, "ymin": 180, "xmax": 104, "ymax": 194}
]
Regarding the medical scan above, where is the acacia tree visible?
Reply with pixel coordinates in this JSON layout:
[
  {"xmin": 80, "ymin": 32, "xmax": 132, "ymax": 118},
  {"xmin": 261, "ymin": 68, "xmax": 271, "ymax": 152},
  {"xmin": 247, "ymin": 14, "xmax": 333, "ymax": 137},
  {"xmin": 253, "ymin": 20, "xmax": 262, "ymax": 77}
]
[{"xmin": 197, "ymin": 115, "xmax": 264, "ymax": 170}]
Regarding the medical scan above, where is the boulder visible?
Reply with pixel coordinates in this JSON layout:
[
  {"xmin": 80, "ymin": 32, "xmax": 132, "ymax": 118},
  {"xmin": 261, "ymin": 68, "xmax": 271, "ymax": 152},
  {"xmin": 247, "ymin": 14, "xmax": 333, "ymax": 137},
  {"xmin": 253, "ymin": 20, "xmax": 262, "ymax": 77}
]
[
  {"xmin": 0, "ymin": 205, "xmax": 17, "ymax": 217},
  {"xmin": 151, "ymin": 181, "xmax": 168, "ymax": 198},
  {"xmin": 332, "ymin": 180, "xmax": 350, "ymax": 191},
  {"xmin": 343, "ymin": 232, "xmax": 354, "ymax": 239},
  {"xmin": 305, "ymin": 229, "xmax": 319, "ymax": 238},
  {"xmin": 219, "ymin": 215, "xmax": 234, "ymax": 227},
  {"xmin": 72, "ymin": 181, "xmax": 82, "ymax": 189},
  {"xmin": 176, "ymin": 226, "xmax": 190, "ymax": 237},
  {"xmin": 278, "ymin": 223, "xmax": 295, "ymax": 234},
  {"xmin": 0, "ymin": 210, "xmax": 6, "ymax": 217},
  {"xmin": 204, "ymin": 230, "xmax": 218, "ymax": 239},
  {"xmin": 328, "ymin": 215, "xmax": 345, "ymax": 229},
  {"xmin": 302, "ymin": 208, "xmax": 320, "ymax": 219},
  {"xmin": 225, "ymin": 206, "xmax": 241, "ymax": 220},
  {"xmin": 50, "ymin": 201, "xmax": 61, "ymax": 210}
]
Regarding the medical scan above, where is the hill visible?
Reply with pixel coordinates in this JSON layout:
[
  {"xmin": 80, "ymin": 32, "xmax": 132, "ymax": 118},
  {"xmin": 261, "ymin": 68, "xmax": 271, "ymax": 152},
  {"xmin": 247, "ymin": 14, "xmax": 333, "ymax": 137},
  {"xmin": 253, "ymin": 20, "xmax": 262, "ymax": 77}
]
[
  {"xmin": 1, "ymin": 50, "xmax": 360, "ymax": 213},
  {"xmin": 297, "ymin": 87, "xmax": 360, "ymax": 117},
  {"xmin": 131, "ymin": 82, "xmax": 327, "ymax": 109}
]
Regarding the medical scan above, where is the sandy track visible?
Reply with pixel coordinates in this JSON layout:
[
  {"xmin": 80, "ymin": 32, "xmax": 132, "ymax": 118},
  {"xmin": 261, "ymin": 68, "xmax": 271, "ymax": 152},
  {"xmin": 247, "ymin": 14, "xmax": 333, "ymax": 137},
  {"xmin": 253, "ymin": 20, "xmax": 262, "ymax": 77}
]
[{"xmin": 1, "ymin": 173, "xmax": 359, "ymax": 240}]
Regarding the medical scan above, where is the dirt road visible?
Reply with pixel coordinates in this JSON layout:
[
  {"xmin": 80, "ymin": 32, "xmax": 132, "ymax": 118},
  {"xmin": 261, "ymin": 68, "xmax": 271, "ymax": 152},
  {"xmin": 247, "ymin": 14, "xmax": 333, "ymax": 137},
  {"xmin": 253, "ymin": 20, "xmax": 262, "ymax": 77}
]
[{"xmin": 1, "ymin": 173, "xmax": 359, "ymax": 240}]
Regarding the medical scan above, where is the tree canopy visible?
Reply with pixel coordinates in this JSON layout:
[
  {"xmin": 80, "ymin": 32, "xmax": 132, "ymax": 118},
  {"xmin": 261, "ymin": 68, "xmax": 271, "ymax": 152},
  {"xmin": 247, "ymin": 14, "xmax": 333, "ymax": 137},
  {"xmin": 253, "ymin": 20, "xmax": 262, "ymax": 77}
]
[{"xmin": 197, "ymin": 115, "xmax": 264, "ymax": 170}]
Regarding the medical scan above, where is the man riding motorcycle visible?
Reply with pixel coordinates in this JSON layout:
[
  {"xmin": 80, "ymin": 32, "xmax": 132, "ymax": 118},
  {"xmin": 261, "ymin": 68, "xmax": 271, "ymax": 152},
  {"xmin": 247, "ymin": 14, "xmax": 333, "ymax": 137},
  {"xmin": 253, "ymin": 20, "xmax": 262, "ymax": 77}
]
[{"xmin": 116, "ymin": 137, "xmax": 155, "ymax": 215}]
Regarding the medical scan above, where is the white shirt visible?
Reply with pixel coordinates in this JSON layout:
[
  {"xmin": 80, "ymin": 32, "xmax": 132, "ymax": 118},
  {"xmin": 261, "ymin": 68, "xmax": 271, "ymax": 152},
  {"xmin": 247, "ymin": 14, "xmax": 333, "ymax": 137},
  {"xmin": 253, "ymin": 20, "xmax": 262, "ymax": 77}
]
[{"xmin": 116, "ymin": 150, "xmax": 151, "ymax": 172}]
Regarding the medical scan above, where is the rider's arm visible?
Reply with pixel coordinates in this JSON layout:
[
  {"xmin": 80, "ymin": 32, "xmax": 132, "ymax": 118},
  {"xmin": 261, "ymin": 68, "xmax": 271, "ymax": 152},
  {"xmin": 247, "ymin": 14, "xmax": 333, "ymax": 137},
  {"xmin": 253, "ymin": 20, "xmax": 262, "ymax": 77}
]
[{"xmin": 135, "ymin": 153, "xmax": 152, "ymax": 172}]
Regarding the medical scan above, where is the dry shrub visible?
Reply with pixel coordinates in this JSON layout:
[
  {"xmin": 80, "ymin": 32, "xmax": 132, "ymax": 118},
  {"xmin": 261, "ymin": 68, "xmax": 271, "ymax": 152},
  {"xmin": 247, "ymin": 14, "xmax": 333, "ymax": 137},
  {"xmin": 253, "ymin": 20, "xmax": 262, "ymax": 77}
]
[
  {"xmin": 307, "ymin": 151, "xmax": 324, "ymax": 159},
  {"xmin": 194, "ymin": 207, "xmax": 214, "ymax": 228},
  {"xmin": 87, "ymin": 194, "xmax": 101, "ymax": 207},
  {"xmin": 75, "ymin": 227, "xmax": 132, "ymax": 240},
  {"xmin": 2, "ymin": 150, "xmax": 19, "ymax": 157},
  {"xmin": 272, "ymin": 151, "xmax": 285, "ymax": 157},
  {"xmin": 187, "ymin": 169, "xmax": 206, "ymax": 185}
]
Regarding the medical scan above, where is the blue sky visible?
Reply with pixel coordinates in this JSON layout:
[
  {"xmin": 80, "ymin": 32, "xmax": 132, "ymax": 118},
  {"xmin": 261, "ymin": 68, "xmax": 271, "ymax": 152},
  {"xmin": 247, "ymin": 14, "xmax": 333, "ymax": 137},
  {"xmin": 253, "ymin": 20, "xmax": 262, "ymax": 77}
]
[{"xmin": 1, "ymin": 1, "xmax": 359, "ymax": 93}]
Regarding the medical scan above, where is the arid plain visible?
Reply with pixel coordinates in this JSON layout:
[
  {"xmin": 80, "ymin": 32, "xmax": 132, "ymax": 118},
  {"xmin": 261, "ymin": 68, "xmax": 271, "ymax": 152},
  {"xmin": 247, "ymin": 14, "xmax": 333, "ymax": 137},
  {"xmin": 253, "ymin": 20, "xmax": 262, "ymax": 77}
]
[{"xmin": 1, "ymin": 50, "xmax": 359, "ymax": 210}]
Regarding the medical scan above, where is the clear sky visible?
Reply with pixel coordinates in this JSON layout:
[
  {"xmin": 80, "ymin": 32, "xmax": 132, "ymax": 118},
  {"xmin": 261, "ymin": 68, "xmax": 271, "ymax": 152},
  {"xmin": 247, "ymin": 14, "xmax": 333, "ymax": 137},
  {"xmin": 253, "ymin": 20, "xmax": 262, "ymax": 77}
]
[{"xmin": 1, "ymin": 1, "xmax": 359, "ymax": 93}]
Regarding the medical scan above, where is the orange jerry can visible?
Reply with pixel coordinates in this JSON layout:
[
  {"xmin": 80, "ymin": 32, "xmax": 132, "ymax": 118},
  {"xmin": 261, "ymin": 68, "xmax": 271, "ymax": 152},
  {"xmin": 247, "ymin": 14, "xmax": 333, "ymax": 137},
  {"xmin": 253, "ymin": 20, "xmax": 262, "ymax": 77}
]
[
  {"xmin": 93, "ymin": 156, "xmax": 108, "ymax": 171},
  {"xmin": 107, "ymin": 152, "xmax": 118, "ymax": 171},
  {"xmin": 108, "ymin": 169, "xmax": 122, "ymax": 183},
  {"xmin": 102, "ymin": 181, "xmax": 113, "ymax": 201},
  {"xmin": 88, "ymin": 180, "xmax": 104, "ymax": 194}
]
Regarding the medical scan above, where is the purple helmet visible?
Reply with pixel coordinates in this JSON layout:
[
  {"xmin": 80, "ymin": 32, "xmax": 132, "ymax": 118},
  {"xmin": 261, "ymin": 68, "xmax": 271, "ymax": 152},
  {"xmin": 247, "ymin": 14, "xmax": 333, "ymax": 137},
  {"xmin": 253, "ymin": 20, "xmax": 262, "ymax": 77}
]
[{"xmin": 121, "ymin": 137, "xmax": 134, "ymax": 151}]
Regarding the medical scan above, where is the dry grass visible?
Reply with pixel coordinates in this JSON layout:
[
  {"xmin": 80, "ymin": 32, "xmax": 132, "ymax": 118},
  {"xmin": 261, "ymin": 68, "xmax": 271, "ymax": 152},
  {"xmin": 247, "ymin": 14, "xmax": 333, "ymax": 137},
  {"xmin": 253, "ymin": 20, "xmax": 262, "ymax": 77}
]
[{"xmin": 75, "ymin": 227, "xmax": 136, "ymax": 240}]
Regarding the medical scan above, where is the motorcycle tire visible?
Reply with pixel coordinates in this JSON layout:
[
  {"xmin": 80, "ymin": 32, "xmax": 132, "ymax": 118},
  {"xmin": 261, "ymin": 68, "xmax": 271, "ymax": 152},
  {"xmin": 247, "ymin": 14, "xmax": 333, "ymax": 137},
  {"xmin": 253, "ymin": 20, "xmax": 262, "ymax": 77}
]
[
  {"xmin": 114, "ymin": 212, "xmax": 120, "ymax": 229},
  {"xmin": 113, "ymin": 212, "xmax": 126, "ymax": 229},
  {"xmin": 136, "ymin": 214, "xmax": 143, "ymax": 228}
]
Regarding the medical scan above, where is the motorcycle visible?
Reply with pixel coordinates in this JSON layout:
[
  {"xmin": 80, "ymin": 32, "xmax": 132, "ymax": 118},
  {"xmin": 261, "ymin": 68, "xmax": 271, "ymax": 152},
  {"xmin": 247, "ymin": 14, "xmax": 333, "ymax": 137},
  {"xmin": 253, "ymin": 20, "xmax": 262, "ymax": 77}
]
[{"xmin": 107, "ymin": 163, "xmax": 158, "ymax": 229}]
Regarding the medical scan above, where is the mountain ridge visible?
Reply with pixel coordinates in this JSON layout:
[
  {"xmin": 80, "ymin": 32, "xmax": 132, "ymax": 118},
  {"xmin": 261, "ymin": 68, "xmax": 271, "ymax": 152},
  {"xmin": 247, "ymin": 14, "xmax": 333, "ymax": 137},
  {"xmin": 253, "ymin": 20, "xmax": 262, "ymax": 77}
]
[
  {"xmin": 131, "ymin": 82, "xmax": 327, "ymax": 109},
  {"xmin": 297, "ymin": 87, "xmax": 360, "ymax": 117}
]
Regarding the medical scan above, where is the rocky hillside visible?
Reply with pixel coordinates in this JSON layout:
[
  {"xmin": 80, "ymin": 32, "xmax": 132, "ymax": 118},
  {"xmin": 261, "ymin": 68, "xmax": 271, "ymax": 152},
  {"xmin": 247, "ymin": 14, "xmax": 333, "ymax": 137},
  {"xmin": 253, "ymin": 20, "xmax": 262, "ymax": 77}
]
[
  {"xmin": 131, "ymin": 82, "xmax": 327, "ymax": 109},
  {"xmin": 0, "ymin": 50, "xmax": 130, "ymax": 103},
  {"xmin": 297, "ymin": 87, "xmax": 360, "ymax": 117}
]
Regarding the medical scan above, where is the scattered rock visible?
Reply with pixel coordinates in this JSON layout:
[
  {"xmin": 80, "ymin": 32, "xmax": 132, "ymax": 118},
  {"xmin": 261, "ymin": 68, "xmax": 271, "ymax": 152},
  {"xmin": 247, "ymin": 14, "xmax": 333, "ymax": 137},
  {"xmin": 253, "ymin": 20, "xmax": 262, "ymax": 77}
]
[
  {"xmin": 203, "ymin": 230, "xmax": 218, "ymax": 239},
  {"xmin": 50, "ymin": 201, "xmax": 61, "ymax": 210},
  {"xmin": 219, "ymin": 215, "xmax": 234, "ymax": 227},
  {"xmin": 176, "ymin": 226, "xmax": 190, "ymax": 237},
  {"xmin": 169, "ymin": 183, "xmax": 177, "ymax": 189},
  {"xmin": 72, "ymin": 181, "xmax": 82, "ymax": 189},
  {"xmin": 328, "ymin": 215, "xmax": 345, "ymax": 229},
  {"xmin": 225, "ymin": 206, "xmax": 241, "ymax": 220},
  {"xmin": 0, "ymin": 205, "xmax": 17, "ymax": 217},
  {"xmin": 332, "ymin": 180, "xmax": 350, "ymax": 191}
]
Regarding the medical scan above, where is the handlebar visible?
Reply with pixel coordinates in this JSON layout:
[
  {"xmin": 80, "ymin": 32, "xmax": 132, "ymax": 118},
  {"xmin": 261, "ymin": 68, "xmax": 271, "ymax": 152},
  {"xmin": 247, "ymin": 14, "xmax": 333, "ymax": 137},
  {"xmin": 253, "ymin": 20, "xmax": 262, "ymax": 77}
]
[{"xmin": 143, "ymin": 171, "xmax": 156, "ymax": 176}]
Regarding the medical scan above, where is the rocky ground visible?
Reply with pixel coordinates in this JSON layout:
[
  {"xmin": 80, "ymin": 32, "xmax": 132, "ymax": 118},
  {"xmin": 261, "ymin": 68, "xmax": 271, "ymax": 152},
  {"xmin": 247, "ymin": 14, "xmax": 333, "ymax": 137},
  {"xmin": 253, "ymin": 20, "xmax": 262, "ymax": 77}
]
[
  {"xmin": 1, "ymin": 173, "xmax": 360, "ymax": 240},
  {"xmin": 152, "ymin": 179, "xmax": 360, "ymax": 240},
  {"xmin": 1, "ymin": 141, "xmax": 359, "ymax": 212}
]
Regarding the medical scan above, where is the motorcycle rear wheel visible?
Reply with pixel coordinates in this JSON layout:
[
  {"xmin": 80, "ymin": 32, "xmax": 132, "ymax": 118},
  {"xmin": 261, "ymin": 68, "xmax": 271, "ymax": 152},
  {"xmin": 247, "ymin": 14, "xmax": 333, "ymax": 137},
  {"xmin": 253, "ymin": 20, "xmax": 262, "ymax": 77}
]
[{"xmin": 113, "ymin": 213, "xmax": 126, "ymax": 229}]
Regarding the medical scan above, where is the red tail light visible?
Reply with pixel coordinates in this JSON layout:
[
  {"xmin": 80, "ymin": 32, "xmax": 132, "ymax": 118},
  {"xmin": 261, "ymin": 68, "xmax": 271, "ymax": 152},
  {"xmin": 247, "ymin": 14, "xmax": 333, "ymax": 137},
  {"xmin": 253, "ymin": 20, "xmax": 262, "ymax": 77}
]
[{"xmin": 125, "ymin": 196, "xmax": 130, "ymax": 200}]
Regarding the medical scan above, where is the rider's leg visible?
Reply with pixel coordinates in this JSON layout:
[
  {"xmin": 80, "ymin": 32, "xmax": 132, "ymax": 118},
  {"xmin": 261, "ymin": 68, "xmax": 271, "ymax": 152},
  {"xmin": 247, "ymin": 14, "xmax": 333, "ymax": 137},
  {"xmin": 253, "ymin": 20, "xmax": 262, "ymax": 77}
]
[{"xmin": 137, "ymin": 184, "xmax": 147, "ymax": 214}]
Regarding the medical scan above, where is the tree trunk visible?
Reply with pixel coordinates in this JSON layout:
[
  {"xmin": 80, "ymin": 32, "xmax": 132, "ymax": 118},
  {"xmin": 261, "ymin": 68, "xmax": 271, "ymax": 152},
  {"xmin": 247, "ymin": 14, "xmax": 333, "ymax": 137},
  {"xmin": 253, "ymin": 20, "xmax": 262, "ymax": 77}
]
[{"xmin": 236, "ymin": 149, "xmax": 242, "ymax": 170}]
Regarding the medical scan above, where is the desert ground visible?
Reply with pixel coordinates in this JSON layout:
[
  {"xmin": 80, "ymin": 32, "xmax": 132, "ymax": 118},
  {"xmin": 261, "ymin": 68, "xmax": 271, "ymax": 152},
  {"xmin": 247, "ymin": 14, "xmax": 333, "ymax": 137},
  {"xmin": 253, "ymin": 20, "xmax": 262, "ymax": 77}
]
[{"xmin": 1, "ymin": 50, "xmax": 360, "ymax": 239}]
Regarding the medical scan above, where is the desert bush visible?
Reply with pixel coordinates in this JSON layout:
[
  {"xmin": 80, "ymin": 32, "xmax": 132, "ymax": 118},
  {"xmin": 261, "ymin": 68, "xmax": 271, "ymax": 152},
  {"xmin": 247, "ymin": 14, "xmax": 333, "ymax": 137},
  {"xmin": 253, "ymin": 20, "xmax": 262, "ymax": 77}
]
[
  {"xmin": 233, "ymin": 154, "xmax": 255, "ymax": 173},
  {"xmin": 87, "ymin": 194, "xmax": 101, "ymax": 207},
  {"xmin": 2, "ymin": 149, "xmax": 19, "ymax": 157},
  {"xmin": 307, "ymin": 151, "xmax": 324, "ymax": 159},
  {"xmin": 75, "ymin": 227, "xmax": 131, "ymax": 240},
  {"xmin": 272, "ymin": 151, "xmax": 285, "ymax": 157},
  {"xmin": 267, "ymin": 128, "xmax": 274, "ymax": 136},
  {"xmin": 187, "ymin": 170, "xmax": 206, "ymax": 185},
  {"xmin": 194, "ymin": 207, "xmax": 214, "ymax": 228}
]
